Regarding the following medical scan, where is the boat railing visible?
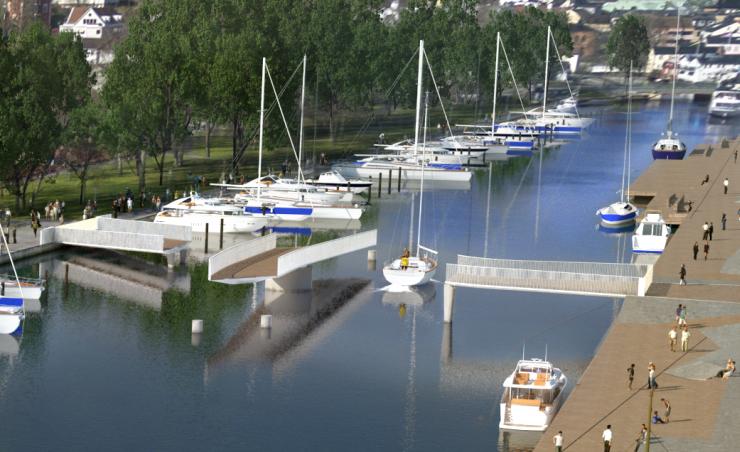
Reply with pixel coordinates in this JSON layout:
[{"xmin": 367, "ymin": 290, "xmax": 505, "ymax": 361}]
[{"xmin": 0, "ymin": 274, "xmax": 44, "ymax": 285}]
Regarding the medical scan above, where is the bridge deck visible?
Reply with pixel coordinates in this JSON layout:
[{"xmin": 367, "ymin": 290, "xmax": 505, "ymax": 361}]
[{"xmin": 210, "ymin": 248, "xmax": 293, "ymax": 281}]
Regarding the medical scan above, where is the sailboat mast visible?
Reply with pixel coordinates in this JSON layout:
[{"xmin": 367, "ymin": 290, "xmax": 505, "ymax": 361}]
[
  {"xmin": 620, "ymin": 62, "xmax": 632, "ymax": 203},
  {"xmin": 417, "ymin": 92, "xmax": 429, "ymax": 257},
  {"xmin": 627, "ymin": 63, "xmax": 633, "ymax": 200},
  {"xmin": 413, "ymin": 40, "xmax": 424, "ymax": 156},
  {"xmin": 668, "ymin": 10, "xmax": 680, "ymax": 132},
  {"xmin": 491, "ymin": 33, "xmax": 500, "ymax": 134},
  {"xmin": 542, "ymin": 26, "xmax": 551, "ymax": 119},
  {"xmin": 298, "ymin": 54, "xmax": 307, "ymax": 182},
  {"xmin": 257, "ymin": 57, "xmax": 266, "ymax": 202}
]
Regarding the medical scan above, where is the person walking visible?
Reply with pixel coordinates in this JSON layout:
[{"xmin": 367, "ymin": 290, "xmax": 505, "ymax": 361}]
[
  {"xmin": 648, "ymin": 362, "xmax": 658, "ymax": 389},
  {"xmin": 661, "ymin": 398, "xmax": 671, "ymax": 423},
  {"xmin": 704, "ymin": 241, "xmax": 710, "ymax": 260},
  {"xmin": 724, "ymin": 177, "xmax": 729, "ymax": 194},
  {"xmin": 634, "ymin": 424, "xmax": 647, "ymax": 452},
  {"xmin": 553, "ymin": 431, "xmax": 563, "ymax": 452},
  {"xmin": 602, "ymin": 425, "xmax": 613, "ymax": 452},
  {"xmin": 735, "ymin": 149, "xmax": 738, "ymax": 164},
  {"xmin": 669, "ymin": 326, "xmax": 678, "ymax": 352},
  {"xmin": 722, "ymin": 213, "xmax": 727, "ymax": 231},
  {"xmin": 693, "ymin": 241, "xmax": 699, "ymax": 260},
  {"xmin": 675, "ymin": 304, "xmax": 683, "ymax": 324},
  {"xmin": 681, "ymin": 326, "xmax": 691, "ymax": 352},
  {"xmin": 627, "ymin": 363, "xmax": 635, "ymax": 389},
  {"xmin": 679, "ymin": 264, "xmax": 687, "ymax": 285},
  {"xmin": 679, "ymin": 305, "xmax": 687, "ymax": 327},
  {"xmin": 709, "ymin": 222, "xmax": 714, "ymax": 241},
  {"xmin": 702, "ymin": 222, "xmax": 709, "ymax": 240}
]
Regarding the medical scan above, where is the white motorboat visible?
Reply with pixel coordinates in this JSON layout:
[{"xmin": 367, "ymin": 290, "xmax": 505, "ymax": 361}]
[
  {"xmin": 597, "ymin": 64, "xmax": 638, "ymax": 226},
  {"xmin": 708, "ymin": 89, "xmax": 740, "ymax": 118},
  {"xmin": 215, "ymin": 175, "xmax": 351, "ymax": 204},
  {"xmin": 383, "ymin": 43, "xmax": 439, "ymax": 288},
  {"xmin": 304, "ymin": 171, "xmax": 372, "ymax": 193},
  {"xmin": 375, "ymin": 139, "xmax": 482, "ymax": 166},
  {"xmin": 0, "ymin": 275, "xmax": 44, "ymax": 300},
  {"xmin": 632, "ymin": 212, "xmax": 671, "ymax": 254},
  {"xmin": 652, "ymin": 11, "xmax": 686, "ymax": 161},
  {"xmin": 154, "ymin": 196, "xmax": 272, "ymax": 232},
  {"xmin": 499, "ymin": 358, "xmax": 568, "ymax": 432}
]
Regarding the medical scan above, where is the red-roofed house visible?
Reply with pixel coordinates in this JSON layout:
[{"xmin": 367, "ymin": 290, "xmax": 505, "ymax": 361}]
[{"xmin": 59, "ymin": 6, "xmax": 123, "ymax": 40}]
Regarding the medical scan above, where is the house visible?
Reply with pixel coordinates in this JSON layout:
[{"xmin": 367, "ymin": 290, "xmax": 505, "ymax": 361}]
[
  {"xmin": 53, "ymin": 0, "xmax": 119, "ymax": 6},
  {"xmin": 3, "ymin": 0, "xmax": 51, "ymax": 30},
  {"xmin": 59, "ymin": 6, "xmax": 123, "ymax": 40},
  {"xmin": 646, "ymin": 44, "xmax": 718, "ymax": 73},
  {"xmin": 677, "ymin": 54, "xmax": 740, "ymax": 83}
]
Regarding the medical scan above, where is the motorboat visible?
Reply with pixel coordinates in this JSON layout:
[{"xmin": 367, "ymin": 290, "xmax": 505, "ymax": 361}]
[
  {"xmin": 304, "ymin": 171, "xmax": 371, "ymax": 193},
  {"xmin": 0, "ymin": 275, "xmax": 44, "ymax": 300},
  {"xmin": 375, "ymin": 139, "xmax": 483, "ymax": 166},
  {"xmin": 708, "ymin": 89, "xmax": 740, "ymax": 118},
  {"xmin": 499, "ymin": 358, "xmax": 568, "ymax": 432},
  {"xmin": 154, "ymin": 196, "xmax": 273, "ymax": 232},
  {"xmin": 652, "ymin": 11, "xmax": 686, "ymax": 161},
  {"xmin": 382, "ymin": 41, "xmax": 438, "ymax": 288},
  {"xmin": 553, "ymin": 95, "xmax": 577, "ymax": 114},
  {"xmin": 598, "ymin": 65, "xmax": 638, "ymax": 225},
  {"xmin": 215, "ymin": 175, "xmax": 352, "ymax": 204},
  {"xmin": 632, "ymin": 212, "xmax": 671, "ymax": 254}
]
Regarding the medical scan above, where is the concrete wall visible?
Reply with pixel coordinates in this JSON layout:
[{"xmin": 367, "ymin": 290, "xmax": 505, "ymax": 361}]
[
  {"xmin": 277, "ymin": 230, "xmax": 377, "ymax": 277},
  {"xmin": 97, "ymin": 217, "xmax": 191, "ymax": 241},
  {"xmin": 208, "ymin": 234, "xmax": 277, "ymax": 280}
]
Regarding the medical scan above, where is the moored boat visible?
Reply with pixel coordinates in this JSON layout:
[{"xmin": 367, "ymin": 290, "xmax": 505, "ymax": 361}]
[
  {"xmin": 499, "ymin": 358, "xmax": 568, "ymax": 431},
  {"xmin": 632, "ymin": 212, "xmax": 671, "ymax": 254}
]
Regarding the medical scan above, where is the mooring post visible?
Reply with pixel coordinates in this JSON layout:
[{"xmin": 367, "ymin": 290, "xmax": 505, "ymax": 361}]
[
  {"xmin": 204, "ymin": 223, "xmax": 209, "ymax": 254},
  {"xmin": 443, "ymin": 283, "xmax": 455, "ymax": 323},
  {"xmin": 397, "ymin": 167, "xmax": 402, "ymax": 192},
  {"xmin": 367, "ymin": 176, "xmax": 372, "ymax": 204},
  {"xmin": 65, "ymin": 263, "xmax": 69, "ymax": 285},
  {"xmin": 388, "ymin": 169, "xmax": 392, "ymax": 194},
  {"xmin": 219, "ymin": 218, "xmax": 224, "ymax": 250},
  {"xmin": 378, "ymin": 173, "xmax": 382, "ymax": 198}
]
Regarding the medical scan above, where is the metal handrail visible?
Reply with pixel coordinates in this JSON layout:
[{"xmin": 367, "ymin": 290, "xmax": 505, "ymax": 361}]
[{"xmin": 456, "ymin": 255, "xmax": 647, "ymax": 278}]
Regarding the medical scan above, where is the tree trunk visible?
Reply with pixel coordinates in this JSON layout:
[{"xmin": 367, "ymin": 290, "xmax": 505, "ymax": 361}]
[
  {"xmin": 79, "ymin": 176, "xmax": 86, "ymax": 204},
  {"xmin": 328, "ymin": 100, "xmax": 335, "ymax": 143},
  {"xmin": 137, "ymin": 149, "xmax": 146, "ymax": 193},
  {"xmin": 117, "ymin": 153, "xmax": 123, "ymax": 176},
  {"xmin": 205, "ymin": 121, "xmax": 213, "ymax": 159}
]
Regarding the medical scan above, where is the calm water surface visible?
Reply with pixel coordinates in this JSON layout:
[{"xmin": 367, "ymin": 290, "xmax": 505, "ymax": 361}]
[{"xmin": 0, "ymin": 101, "xmax": 735, "ymax": 451}]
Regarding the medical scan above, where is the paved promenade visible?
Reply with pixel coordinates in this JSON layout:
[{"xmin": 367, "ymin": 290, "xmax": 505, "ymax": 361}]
[{"xmin": 533, "ymin": 296, "xmax": 740, "ymax": 452}]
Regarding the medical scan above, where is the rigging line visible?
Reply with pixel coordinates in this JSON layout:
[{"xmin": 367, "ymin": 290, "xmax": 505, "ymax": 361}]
[
  {"xmin": 499, "ymin": 38, "xmax": 530, "ymax": 122},
  {"xmin": 548, "ymin": 31, "xmax": 580, "ymax": 120},
  {"xmin": 265, "ymin": 63, "xmax": 303, "ymax": 183},
  {"xmin": 342, "ymin": 49, "xmax": 420, "ymax": 155},
  {"xmin": 231, "ymin": 60, "xmax": 303, "ymax": 168},
  {"xmin": 422, "ymin": 49, "xmax": 458, "ymax": 147}
]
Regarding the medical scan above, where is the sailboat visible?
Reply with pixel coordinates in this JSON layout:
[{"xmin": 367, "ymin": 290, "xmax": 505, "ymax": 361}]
[
  {"xmin": 597, "ymin": 63, "xmax": 638, "ymax": 225},
  {"xmin": 0, "ymin": 223, "xmax": 26, "ymax": 335},
  {"xmin": 652, "ymin": 11, "xmax": 687, "ymax": 160},
  {"xmin": 383, "ymin": 41, "xmax": 438, "ymax": 288}
]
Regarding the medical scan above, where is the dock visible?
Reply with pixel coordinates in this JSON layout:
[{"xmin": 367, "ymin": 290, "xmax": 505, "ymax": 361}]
[{"xmin": 531, "ymin": 137, "xmax": 740, "ymax": 451}]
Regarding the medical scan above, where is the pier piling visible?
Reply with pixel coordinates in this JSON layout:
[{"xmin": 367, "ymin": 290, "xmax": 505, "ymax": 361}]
[
  {"xmin": 388, "ymin": 169, "xmax": 392, "ymax": 194},
  {"xmin": 397, "ymin": 167, "xmax": 402, "ymax": 192},
  {"xmin": 219, "ymin": 219, "xmax": 224, "ymax": 250},
  {"xmin": 443, "ymin": 284, "xmax": 455, "ymax": 323},
  {"xmin": 378, "ymin": 173, "xmax": 382, "ymax": 198},
  {"xmin": 65, "ymin": 263, "xmax": 69, "ymax": 285},
  {"xmin": 204, "ymin": 223, "xmax": 209, "ymax": 253}
]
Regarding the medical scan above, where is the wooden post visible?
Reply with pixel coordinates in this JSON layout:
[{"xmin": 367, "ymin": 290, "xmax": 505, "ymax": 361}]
[
  {"xmin": 219, "ymin": 218, "xmax": 224, "ymax": 249},
  {"xmin": 378, "ymin": 173, "xmax": 382, "ymax": 198},
  {"xmin": 388, "ymin": 169, "xmax": 392, "ymax": 194},
  {"xmin": 367, "ymin": 176, "xmax": 372, "ymax": 204},
  {"xmin": 65, "ymin": 263, "xmax": 69, "ymax": 285},
  {"xmin": 204, "ymin": 223, "xmax": 209, "ymax": 253},
  {"xmin": 397, "ymin": 167, "xmax": 402, "ymax": 192}
]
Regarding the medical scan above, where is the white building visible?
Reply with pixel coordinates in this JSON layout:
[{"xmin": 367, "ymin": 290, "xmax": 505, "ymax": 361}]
[
  {"xmin": 59, "ymin": 6, "xmax": 123, "ymax": 40},
  {"xmin": 53, "ymin": 0, "xmax": 119, "ymax": 6}
]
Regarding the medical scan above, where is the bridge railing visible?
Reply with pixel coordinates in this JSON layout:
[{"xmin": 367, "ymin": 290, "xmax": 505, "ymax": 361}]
[
  {"xmin": 457, "ymin": 255, "xmax": 648, "ymax": 278},
  {"xmin": 208, "ymin": 234, "xmax": 277, "ymax": 280},
  {"xmin": 446, "ymin": 263, "xmax": 640, "ymax": 297},
  {"xmin": 277, "ymin": 230, "xmax": 377, "ymax": 277}
]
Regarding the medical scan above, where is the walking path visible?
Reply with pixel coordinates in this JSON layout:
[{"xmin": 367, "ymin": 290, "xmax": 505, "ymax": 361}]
[{"xmin": 533, "ymin": 296, "xmax": 740, "ymax": 452}]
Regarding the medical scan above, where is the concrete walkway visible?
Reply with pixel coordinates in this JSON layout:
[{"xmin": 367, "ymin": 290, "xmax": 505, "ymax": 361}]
[{"xmin": 533, "ymin": 296, "xmax": 740, "ymax": 452}]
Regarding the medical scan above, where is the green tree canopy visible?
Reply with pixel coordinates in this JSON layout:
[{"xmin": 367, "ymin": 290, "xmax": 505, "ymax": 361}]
[{"xmin": 607, "ymin": 14, "xmax": 650, "ymax": 75}]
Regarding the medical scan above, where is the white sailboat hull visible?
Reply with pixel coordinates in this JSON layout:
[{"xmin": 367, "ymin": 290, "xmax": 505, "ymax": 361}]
[
  {"xmin": 0, "ymin": 285, "xmax": 43, "ymax": 300},
  {"xmin": 0, "ymin": 314, "xmax": 22, "ymax": 335},
  {"xmin": 382, "ymin": 257, "xmax": 437, "ymax": 287},
  {"xmin": 334, "ymin": 163, "xmax": 471, "ymax": 182},
  {"xmin": 155, "ymin": 212, "xmax": 270, "ymax": 233}
]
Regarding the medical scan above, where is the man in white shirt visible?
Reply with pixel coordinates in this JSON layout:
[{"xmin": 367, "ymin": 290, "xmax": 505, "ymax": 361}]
[
  {"xmin": 681, "ymin": 326, "xmax": 691, "ymax": 352},
  {"xmin": 602, "ymin": 425, "xmax": 613, "ymax": 452},
  {"xmin": 553, "ymin": 431, "xmax": 564, "ymax": 452},
  {"xmin": 669, "ymin": 326, "xmax": 677, "ymax": 352}
]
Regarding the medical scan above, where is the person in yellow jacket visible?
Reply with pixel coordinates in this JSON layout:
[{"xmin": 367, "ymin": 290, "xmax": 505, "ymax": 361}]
[{"xmin": 400, "ymin": 248, "xmax": 410, "ymax": 270}]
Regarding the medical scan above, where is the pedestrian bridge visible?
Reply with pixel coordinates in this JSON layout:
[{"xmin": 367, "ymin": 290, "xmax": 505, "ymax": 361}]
[
  {"xmin": 443, "ymin": 255, "xmax": 653, "ymax": 322},
  {"xmin": 208, "ymin": 230, "xmax": 377, "ymax": 289},
  {"xmin": 40, "ymin": 217, "xmax": 191, "ymax": 267}
]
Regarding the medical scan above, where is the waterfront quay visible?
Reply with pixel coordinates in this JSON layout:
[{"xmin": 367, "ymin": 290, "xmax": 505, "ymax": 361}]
[{"xmin": 534, "ymin": 137, "xmax": 740, "ymax": 452}]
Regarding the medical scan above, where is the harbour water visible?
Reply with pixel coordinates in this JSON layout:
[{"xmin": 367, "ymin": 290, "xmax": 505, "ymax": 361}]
[{"xmin": 0, "ymin": 101, "xmax": 736, "ymax": 451}]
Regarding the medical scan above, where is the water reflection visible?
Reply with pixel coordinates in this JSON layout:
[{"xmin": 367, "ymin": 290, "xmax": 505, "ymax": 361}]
[{"xmin": 38, "ymin": 250, "xmax": 190, "ymax": 310}]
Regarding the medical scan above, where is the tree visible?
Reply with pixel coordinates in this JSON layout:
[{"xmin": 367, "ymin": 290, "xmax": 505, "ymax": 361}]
[
  {"xmin": 607, "ymin": 14, "xmax": 650, "ymax": 77},
  {"xmin": 60, "ymin": 101, "xmax": 108, "ymax": 204},
  {"xmin": 0, "ymin": 24, "xmax": 92, "ymax": 211},
  {"xmin": 103, "ymin": 0, "xmax": 203, "ymax": 188}
]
